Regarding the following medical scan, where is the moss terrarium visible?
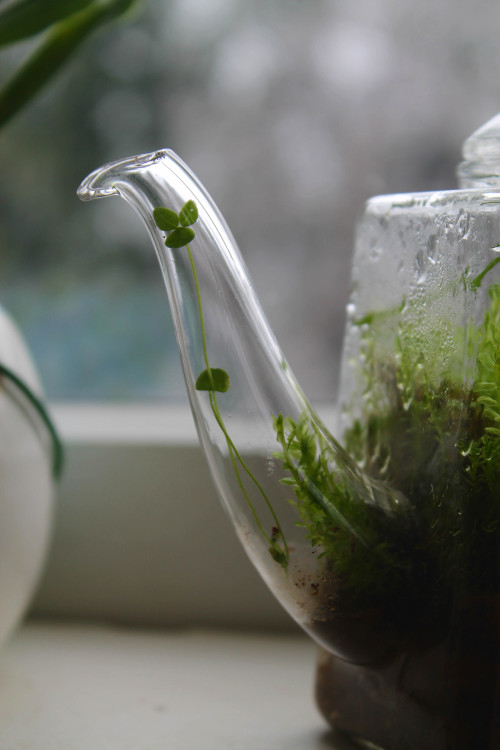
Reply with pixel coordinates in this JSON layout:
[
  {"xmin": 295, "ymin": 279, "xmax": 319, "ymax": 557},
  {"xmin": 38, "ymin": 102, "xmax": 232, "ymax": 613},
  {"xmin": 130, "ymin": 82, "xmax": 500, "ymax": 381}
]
[{"xmin": 79, "ymin": 114, "xmax": 500, "ymax": 750}]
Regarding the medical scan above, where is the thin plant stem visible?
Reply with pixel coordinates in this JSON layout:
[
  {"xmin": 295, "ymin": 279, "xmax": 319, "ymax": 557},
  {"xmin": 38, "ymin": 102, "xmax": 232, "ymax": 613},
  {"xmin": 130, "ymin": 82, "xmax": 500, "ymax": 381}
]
[{"xmin": 185, "ymin": 243, "xmax": 289, "ymax": 563}]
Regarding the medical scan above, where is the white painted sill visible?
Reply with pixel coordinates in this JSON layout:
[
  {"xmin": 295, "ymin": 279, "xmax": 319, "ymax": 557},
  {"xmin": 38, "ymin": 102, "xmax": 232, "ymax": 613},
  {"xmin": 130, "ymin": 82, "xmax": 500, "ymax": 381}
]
[
  {"xmin": 0, "ymin": 621, "xmax": 353, "ymax": 750},
  {"xmin": 8, "ymin": 405, "xmax": 350, "ymax": 750},
  {"xmin": 31, "ymin": 402, "xmax": 336, "ymax": 631}
]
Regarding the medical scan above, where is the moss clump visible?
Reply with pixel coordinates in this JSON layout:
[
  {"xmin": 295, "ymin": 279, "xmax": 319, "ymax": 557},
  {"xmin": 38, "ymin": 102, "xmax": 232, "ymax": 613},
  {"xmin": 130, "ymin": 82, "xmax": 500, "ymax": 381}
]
[{"xmin": 273, "ymin": 265, "xmax": 500, "ymax": 656}]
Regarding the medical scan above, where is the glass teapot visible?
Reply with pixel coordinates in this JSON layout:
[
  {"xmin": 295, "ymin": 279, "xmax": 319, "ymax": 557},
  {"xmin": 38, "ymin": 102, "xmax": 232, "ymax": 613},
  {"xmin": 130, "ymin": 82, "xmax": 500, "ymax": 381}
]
[{"xmin": 78, "ymin": 114, "xmax": 500, "ymax": 750}]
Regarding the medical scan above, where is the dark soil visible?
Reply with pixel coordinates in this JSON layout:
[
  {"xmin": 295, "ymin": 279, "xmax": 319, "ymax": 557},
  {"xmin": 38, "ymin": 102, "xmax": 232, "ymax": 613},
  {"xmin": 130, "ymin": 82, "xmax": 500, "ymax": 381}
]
[{"xmin": 314, "ymin": 588, "xmax": 500, "ymax": 750}]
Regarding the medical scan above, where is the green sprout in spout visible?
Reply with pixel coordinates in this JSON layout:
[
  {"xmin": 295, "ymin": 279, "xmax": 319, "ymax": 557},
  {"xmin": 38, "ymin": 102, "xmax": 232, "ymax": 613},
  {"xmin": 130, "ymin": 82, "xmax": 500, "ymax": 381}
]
[{"xmin": 153, "ymin": 201, "xmax": 289, "ymax": 568}]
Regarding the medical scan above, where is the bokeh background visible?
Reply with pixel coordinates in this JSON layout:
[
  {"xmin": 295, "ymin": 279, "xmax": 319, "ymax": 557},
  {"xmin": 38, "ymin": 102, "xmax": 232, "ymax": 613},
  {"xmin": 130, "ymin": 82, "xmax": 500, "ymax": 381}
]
[{"xmin": 1, "ymin": 0, "xmax": 499, "ymax": 401}]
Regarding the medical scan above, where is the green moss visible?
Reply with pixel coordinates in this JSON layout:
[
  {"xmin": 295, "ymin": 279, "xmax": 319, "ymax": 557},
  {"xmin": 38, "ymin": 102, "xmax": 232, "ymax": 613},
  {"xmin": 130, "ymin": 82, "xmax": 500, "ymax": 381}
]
[
  {"xmin": 274, "ymin": 263, "xmax": 500, "ymax": 606},
  {"xmin": 153, "ymin": 199, "xmax": 500, "ymax": 610}
]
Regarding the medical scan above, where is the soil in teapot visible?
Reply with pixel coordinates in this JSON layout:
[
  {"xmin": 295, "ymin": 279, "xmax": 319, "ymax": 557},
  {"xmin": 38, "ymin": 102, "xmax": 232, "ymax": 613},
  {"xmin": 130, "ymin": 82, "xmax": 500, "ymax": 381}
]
[
  {"xmin": 314, "ymin": 587, "xmax": 500, "ymax": 750},
  {"xmin": 307, "ymin": 379, "xmax": 500, "ymax": 749}
]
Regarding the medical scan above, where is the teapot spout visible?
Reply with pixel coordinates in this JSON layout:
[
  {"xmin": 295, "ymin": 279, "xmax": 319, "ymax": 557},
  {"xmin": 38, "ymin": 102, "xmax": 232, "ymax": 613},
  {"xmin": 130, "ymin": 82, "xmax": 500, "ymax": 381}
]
[{"xmin": 78, "ymin": 150, "xmax": 415, "ymax": 664}]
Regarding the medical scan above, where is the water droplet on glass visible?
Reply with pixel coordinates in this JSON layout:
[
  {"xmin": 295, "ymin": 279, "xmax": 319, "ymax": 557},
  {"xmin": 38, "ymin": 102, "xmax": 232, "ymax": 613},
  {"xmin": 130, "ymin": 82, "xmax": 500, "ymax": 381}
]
[
  {"xmin": 459, "ymin": 440, "xmax": 473, "ymax": 457},
  {"xmin": 402, "ymin": 395, "xmax": 413, "ymax": 411},
  {"xmin": 266, "ymin": 457, "xmax": 275, "ymax": 476},
  {"xmin": 415, "ymin": 249, "xmax": 427, "ymax": 285},
  {"xmin": 455, "ymin": 211, "xmax": 471, "ymax": 241}
]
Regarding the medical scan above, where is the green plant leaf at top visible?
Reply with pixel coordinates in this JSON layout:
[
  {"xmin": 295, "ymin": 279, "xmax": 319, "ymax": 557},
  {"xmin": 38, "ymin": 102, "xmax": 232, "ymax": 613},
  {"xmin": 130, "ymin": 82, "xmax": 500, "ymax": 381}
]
[
  {"xmin": 165, "ymin": 226, "xmax": 195, "ymax": 248},
  {"xmin": 195, "ymin": 367, "xmax": 230, "ymax": 393},
  {"xmin": 0, "ymin": 0, "xmax": 94, "ymax": 46},
  {"xmin": 153, "ymin": 207, "xmax": 179, "ymax": 231},
  {"xmin": 0, "ymin": 0, "xmax": 141, "ymax": 129},
  {"xmin": 179, "ymin": 200, "xmax": 198, "ymax": 227}
]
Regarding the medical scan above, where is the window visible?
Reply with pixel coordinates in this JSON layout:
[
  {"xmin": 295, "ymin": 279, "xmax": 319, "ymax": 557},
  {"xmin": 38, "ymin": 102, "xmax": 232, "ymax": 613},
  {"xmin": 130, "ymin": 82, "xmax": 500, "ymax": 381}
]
[{"xmin": 1, "ymin": 0, "xmax": 499, "ymax": 402}]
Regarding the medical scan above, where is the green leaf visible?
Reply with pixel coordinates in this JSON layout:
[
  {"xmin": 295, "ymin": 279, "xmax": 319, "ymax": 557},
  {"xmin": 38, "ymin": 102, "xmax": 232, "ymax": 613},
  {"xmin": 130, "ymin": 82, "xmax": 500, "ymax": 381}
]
[
  {"xmin": 179, "ymin": 200, "xmax": 198, "ymax": 227},
  {"xmin": 477, "ymin": 396, "xmax": 498, "ymax": 407},
  {"xmin": 153, "ymin": 207, "xmax": 179, "ymax": 231},
  {"xmin": 0, "ymin": 0, "xmax": 141, "ymax": 129},
  {"xmin": 470, "ymin": 256, "xmax": 500, "ymax": 290},
  {"xmin": 269, "ymin": 544, "xmax": 287, "ymax": 566},
  {"xmin": 0, "ymin": 0, "xmax": 94, "ymax": 46},
  {"xmin": 195, "ymin": 368, "xmax": 230, "ymax": 393},
  {"xmin": 165, "ymin": 227, "xmax": 195, "ymax": 248},
  {"xmin": 354, "ymin": 312, "xmax": 374, "ymax": 326},
  {"xmin": 280, "ymin": 477, "xmax": 298, "ymax": 486}
]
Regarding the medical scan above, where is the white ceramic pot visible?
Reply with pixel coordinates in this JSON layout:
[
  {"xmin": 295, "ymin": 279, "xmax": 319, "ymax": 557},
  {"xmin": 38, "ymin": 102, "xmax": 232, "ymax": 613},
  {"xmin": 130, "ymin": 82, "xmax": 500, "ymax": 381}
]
[{"xmin": 0, "ymin": 306, "xmax": 56, "ymax": 648}]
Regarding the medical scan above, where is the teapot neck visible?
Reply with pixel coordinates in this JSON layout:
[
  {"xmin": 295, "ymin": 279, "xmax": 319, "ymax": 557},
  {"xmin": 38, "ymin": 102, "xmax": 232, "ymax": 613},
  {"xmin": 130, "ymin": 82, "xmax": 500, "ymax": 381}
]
[
  {"xmin": 78, "ymin": 148, "xmax": 312, "ymax": 428},
  {"xmin": 457, "ymin": 113, "xmax": 500, "ymax": 188}
]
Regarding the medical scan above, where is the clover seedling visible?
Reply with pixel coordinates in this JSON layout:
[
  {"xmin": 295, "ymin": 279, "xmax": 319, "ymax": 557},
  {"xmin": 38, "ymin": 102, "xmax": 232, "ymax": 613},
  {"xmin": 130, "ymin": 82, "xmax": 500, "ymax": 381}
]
[{"xmin": 153, "ymin": 201, "xmax": 288, "ymax": 566}]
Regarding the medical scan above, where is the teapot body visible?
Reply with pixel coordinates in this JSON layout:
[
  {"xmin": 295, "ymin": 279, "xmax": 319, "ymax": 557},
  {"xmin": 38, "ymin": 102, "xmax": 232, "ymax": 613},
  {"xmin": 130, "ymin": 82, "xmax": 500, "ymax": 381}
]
[{"xmin": 318, "ymin": 188, "xmax": 500, "ymax": 749}]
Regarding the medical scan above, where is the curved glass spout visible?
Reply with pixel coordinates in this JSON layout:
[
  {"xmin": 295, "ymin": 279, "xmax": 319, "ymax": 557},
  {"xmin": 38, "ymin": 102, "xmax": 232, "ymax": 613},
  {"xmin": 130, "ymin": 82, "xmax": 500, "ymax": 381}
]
[{"xmin": 78, "ymin": 150, "xmax": 417, "ymax": 665}]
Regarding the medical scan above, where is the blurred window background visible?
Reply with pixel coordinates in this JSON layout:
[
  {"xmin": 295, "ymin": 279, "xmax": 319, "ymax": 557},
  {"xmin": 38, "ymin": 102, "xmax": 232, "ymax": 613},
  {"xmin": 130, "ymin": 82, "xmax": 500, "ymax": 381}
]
[{"xmin": 1, "ymin": 0, "xmax": 500, "ymax": 401}]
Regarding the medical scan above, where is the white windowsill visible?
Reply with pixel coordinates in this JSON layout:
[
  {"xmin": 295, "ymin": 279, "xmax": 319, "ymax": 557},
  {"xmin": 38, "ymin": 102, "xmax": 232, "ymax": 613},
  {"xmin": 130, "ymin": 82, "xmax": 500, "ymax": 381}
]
[
  {"xmin": 3, "ymin": 403, "xmax": 350, "ymax": 748},
  {"xmin": 51, "ymin": 402, "xmax": 200, "ymax": 445},
  {"xmin": 31, "ymin": 401, "xmax": 336, "ymax": 631},
  {"xmin": 0, "ymin": 621, "xmax": 352, "ymax": 750},
  {"xmin": 50, "ymin": 401, "xmax": 338, "ymax": 444}
]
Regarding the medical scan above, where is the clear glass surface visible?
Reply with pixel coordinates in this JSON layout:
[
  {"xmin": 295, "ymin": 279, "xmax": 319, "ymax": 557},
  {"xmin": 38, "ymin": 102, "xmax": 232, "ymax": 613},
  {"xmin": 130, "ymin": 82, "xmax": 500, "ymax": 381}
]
[
  {"xmin": 79, "ymin": 150, "xmax": 411, "ymax": 662},
  {"xmin": 324, "ymin": 184, "xmax": 500, "ymax": 750},
  {"xmin": 80, "ymin": 123, "xmax": 500, "ymax": 748}
]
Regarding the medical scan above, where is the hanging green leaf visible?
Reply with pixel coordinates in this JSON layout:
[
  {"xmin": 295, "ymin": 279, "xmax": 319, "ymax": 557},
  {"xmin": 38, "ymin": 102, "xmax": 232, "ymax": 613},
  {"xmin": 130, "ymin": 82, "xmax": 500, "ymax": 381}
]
[
  {"xmin": 0, "ymin": 0, "xmax": 141, "ymax": 129},
  {"xmin": 0, "ymin": 0, "xmax": 94, "ymax": 46},
  {"xmin": 165, "ymin": 227, "xmax": 195, "ymax": 248},
  {"xmin": 153, "ymin": 202, "xmax": 288, "ymax": 567},
  {"xmin": 179, "ymin": 200, "xmax": 198, "ymax": 227},
  {"xmin": 195, "ymin": 368, "xmax": 230, "ymax": 393},
  {"xmin": 470, "ymin": 256, "xmax": 500, "ymax": 290},
  {"xmin": 268, "ymin": 543, "xmax": 287, "ymax": 566},
  {"xmin": 153, "ymin": 207, "xmax": 179, "ymax": 231}
]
